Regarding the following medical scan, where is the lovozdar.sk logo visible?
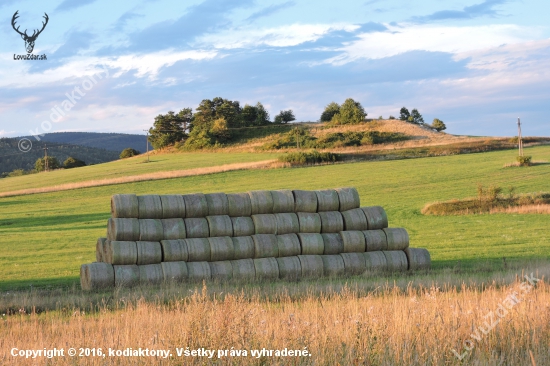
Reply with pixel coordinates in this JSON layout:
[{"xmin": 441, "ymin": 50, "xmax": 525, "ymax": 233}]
[{"xmin": 12, "ymin": 10, "xmax": 48, "ymax": 60}]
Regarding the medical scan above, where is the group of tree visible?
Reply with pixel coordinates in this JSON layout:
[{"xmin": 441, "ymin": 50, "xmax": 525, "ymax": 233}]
[
  {"xmin": 34, "ymin": 156, "xmax": 86, "ymax": 172},
  {"xmin": 320, "ymin": 98, "xmax": 367, "ymax": 125},
  {"xmin": 399, "ymin": 107, "xmax": 446, "ymax": 132}
]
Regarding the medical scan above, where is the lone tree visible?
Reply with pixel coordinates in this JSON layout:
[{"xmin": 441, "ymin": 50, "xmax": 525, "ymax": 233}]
[
  {"xmin": 431, "ymin": 118, "xmax": 446, "ymax": 132},
  {"xmin": 120, "ymin": 148, "xmax": 140, "ymax": 159},
  {"xmin": 399, "ymin": 107, "xmax": 410, "ymax": 121},
  {"xmin": 63, "ymin": 156, "xmax": 86, "ymax": 168},
  {"xmin": 35, "ymin": 156, "xmax": 60, "ymax": 172},
  {"xmin": 410, "ymin": 108, "xmax": 424, "ymax": 125},
  {"xmin": 330, "ymin": 98, "xmax": 367, "ymax": 125},
  {"xmin": 320, "ymin": 102, "xmax": 340, "ymax": 122},
  {"xmin": 274, "ymin": 110, "xmax": 296, "ymax": 124}
]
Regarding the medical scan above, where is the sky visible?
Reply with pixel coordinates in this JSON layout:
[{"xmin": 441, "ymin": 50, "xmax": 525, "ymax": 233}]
[{"xmin": 0, "ymin": 0, "xmax": 549, "ymax": 138}]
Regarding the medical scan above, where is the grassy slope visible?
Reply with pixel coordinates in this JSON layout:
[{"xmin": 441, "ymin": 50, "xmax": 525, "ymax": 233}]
[{"xmin": 0, "ymin": 145, "xmax": 548, "ymax": 290}]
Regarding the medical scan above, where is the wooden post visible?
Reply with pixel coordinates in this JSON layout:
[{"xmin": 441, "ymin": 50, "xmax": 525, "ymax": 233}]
[{"xmin": 43, "ymin": 144, "xmax": 49, "ymax": 171}]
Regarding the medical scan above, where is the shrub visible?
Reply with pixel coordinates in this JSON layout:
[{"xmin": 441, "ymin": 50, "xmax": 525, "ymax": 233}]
[
  {"xmin": 278, "ymin": 150, "xmax": 340, "ymax": 166},
  {"xmin": 516, "ymin": 155, "xmax": 532, "ymax": 166},
  {"xmin": 63, "ymin": 157, "xmax": 86, "ymax": 169},
  {"xmin": 35, "ymin": 156, "xmax": 60, "ymax": 172},
  {"xmin": 120, "ymin": 148, "xmax": 140, "ymax": 159},
  {"xmin": 431, "ymin": 118, "xmax": 447, "ymax": 132}
]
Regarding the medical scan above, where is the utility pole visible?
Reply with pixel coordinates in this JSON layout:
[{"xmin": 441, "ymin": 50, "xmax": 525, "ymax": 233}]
[
  {"xmin": 143, "ymin": 130, "xmax": 150, "ymax": 163},
  {"xmin": 517, "ymin": 118, "xmax": 523, "ymax": 157},
  {"xmin": 42, "ymin": 144, "xmax": 49, "ymax": 172}
]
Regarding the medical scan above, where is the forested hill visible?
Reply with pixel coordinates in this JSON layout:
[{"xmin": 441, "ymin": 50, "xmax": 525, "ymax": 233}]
[{"xmin": 21, "ymin": 132, "xmax": 151, "ymax": 152}]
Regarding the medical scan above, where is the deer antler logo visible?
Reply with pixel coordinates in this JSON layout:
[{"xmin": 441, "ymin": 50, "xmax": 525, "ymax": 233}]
[{"xmin": 12, "ymin": 10, "xmax": 49, "ymax": 54}]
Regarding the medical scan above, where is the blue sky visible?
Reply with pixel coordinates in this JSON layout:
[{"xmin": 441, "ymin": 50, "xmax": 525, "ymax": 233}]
[{"xmin": 0, "ymin": 0, "xmax": 549, "ymax": 138}]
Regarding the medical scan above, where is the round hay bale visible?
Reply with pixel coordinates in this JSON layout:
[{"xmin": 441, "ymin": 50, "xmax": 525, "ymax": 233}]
[
  {"xmin": 361, "ymin": 206, "xmax": 388, "ymax": 230},
  {"xmin": 209, "ymin": 261, "xmax": 233, "ymax": 281},
  {"xmin": 227, "ymin": 193, "xmax": 252, "ymax": 217},
  {"xmin": 160, "ymin": 195, "xmax": 186, "ymax": 219},
  {"xmin": 114, "ymin": 264, "xmax": 140, "ymax": 287},
  {"xmin": 161, "ymin": 218, "xmax": 186, "ymax": 240},
  {"xmin": 231, "ymin": 259, "xmax": 256, "ymax": 280},
  {"xmin": 340, "ymin": 230, "xmax": 366, "ymax": 253},
  {"xmin": 96, "ymin": 237, "xmax": 107, "ymax": 262},
  {"xmin": 383, "ymin": 251, "xmax": 408, "ymax": 272},
  {"xmin": 293, "ymin": 190, "xmax": 318, "ymax": 212},
  {"xmin": 363, "ymin": 230, "xmax": 388, "ymax": 252},
  {"xmin": 340, "ymin": 253, "xmax": 367, "ymax": 276},
  {"xmin": 182, "ymin": 193, "xmax": 208, "ymax": 218},
  {"xmin": 184, "ymin": 218, "xmax": 209, "ymax": 238},
  {"xmin": 363, "ymin": 252, "xmax": 387, "ymax": 272},
  {"xmin": 271, "ymin": 190, "xmax": 295, "ymax": 213},
  {"xmin": 298, "ymin": 233, "xmax": 325, "ymax": 255},
  {"xmin": 161, "ymin": 261, "xmax": 188, "ymax": 282},
  {"xmin": 209, "ymin": 237, "xmax": 235, "ymax": 261},
  {"xmin": 160, "ymin": 239, "xmax": 188, "ymax": 262},
  {"xmin": 297, "ymin": 212, "xmax": 321, "ymax": 233},
  {"xmin": 404, "ymin": 248, "xmax": 431, "ymax": 271},
  {"xmin": 254, "ymin": 257, "xmax": 279, "ymax": 280},
  {"xmin": 341, "ymin": 208, "xmax": 368, "ymax": 231},
  {"xmin": 104, "ymin": 240, "xmax": 137, "ymax": 265},
  {"xmin": 383, "ymin": 228, "xmax": 409, "ymax": 250},
  {"xmin": 335, "ymin": 187, "xmax": 360, "ymax": 211},
  {"xmin": 139, "ymin": 264, "xmax": 163, "ymax": 285},
  {"xmin": 315, "ymin": 189, "xmax": 339, "ymax": 212},
  {"xmin": 277, "ymin": 234, "xmax": 301, "ymax": 257},
  {"xmin": 206, "ymin": 192, "xmax": 229, "ymax": 216},
  {"xmin": 80, "ymin": 262, "xmax": 114, "ymax": 290},
  {"xmin": 252, "ymin": 234, "xmax": 279, "ymax": 258},
  {"xmin": 231, "ymin": 217, "xmax": 255, "ymax": 236},
  {"xmin": 298, "ymin": 255, "xmax": 324, "ymax": 278},
  {"xmin": 248, "ymin": 190, "xmax": 274, "ymax": 214},
  {"xmin": 275, "ymin": 213, "xmax": 299, "ymax": 235},
  {"xmin": 276, "ymin": 256, "xmax": 301, "ymax": 280},
  {"xmin": 184, "ymin": 238, "xmax": 211, "ymax": 262},
  {"xmin": 111, "ymin": 194, "xmax": 138, "ymax": 218},
  {"xmin": 318, "ymin": 211, "xmax": 344, "ymax": 233},
  {"xmin": 207, "ymin": 215, "xmax": 233, "ymax": 237},
  {"xmin": 321, "ymin": 233, "xmax": 343, "ymax": 255},
  {"xmin": 252, "ymin": 214, "xmax": 277, "ymax": 234},
  {"xmin": 136, "ymin": 241, "xmax": 162, "ymax": 265},
  {"xmin": 321, "ymin": 255, "xmax": 345, "ymax": 277},
  {"xmin": 232, "ymin": 236, "xmax": 255, "ymax": 259},
  {"xmin": 138, "ymin": 195, "xmax": 163, "ymax": 219},
  {"xmin": 186, "ymin": 262, "xmax": 211, "ymax": 282},
  {"xmin": 139, "ymin": 219, "xmax": 164, "ymax": 241},
  {"xmin": 107, "ymin": 218, "xmax": 140, "ymax": 241}
]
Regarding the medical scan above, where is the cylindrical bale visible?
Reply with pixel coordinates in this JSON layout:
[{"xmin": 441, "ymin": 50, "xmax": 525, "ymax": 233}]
[
  {"xmin": 206, "ymin": 192, "xmax": 229, "ymax": 216},
  {"xmin": 275, "ymin": 213, "xmax": 299, "ymax": 235},
  {"xmin": 227, "ymin": 192, "xmax": 252, "ymax": 217},
  {"xmin": 271, "ymin": 190, "xmax": 295, "ymax": 213},
  {"xmin": 209, "ymin": 237, "xmax": 235, "ymax": 261},
  {"xmin": 104, "ymin": 240, "xmax": 137, "ymax": 265},
  {"xmin": 161, "ymin": 218, "xmax": 186, "ymax": 240},
  {"xmin": 363, "ymin": 230, "xmax": 388, "ymax": 252},
  {"xmin": 139, "ymin": 219, "xmax": 164, "ymax": 241},
  {"xmin": 298, "ymin": 255, "xmax": 324, "ymax": 278},
  {"xmin": 114, "ymin": 264, "xmax": 140, "ymax": 287},
  {"xmin": 186, "ymin": 262, "xmax": 212, "ymax": 282},
  {"xmin": 184, "ymin": 218, "xmax": 209, "ymax": 238},
  {"xmin": 252, "ymin": 234, "xmax": 279, "ymax": 258},
  {"xmin": 297, "ymin": 212, "xmax": 321, "ymax": 233},
  {"xmin": 138, "ymin": 195, "xmax": 163, "ymax": 219},
  {"xmin": 160, "ymin": 195, "xmax": 186, "ymax": 219},
  {"xmin": 207, "ymin": 215, "xmax": 233, "ymax": 237},
  {"xmin": 184, "ymin": 238, "xmax": 211, "ymax": 262},
  {"xmin": 298, "ymin": 233, "xmax": 325, "ymax": 255},
  {"xmin": 321, "ymin": 233, "xmax": 344, "ymax": 255},
  {"xmin": 107, "ymin": 218, "xmax": 139, "ymax": 241},
  {"xmin": 136, "ymin": 241, "xmax": 162, "ymax": 265},
  {"xmin": 248, "ymin": 190, "xmax": 274, "ymax": 214},
  {"xmin": 80, "ymin": 262, "xmax": 114, "ymax": 290},
  {"xmin": 362, "ymin": 206, "xmax": 389, "ymax": 230},
  {"xmin": 139, "ymin": 264, "xmax": 163, "ymax": 285},
  {"xmin": 254, "ymin": 257, "xmax": 279, "ymax": 280},
  {"xmin": 340, "ymin": 253, "xmax": 367, "ymax": 276},
  {"xmin": 96, "ymin": 237, "xmax": 107, "ymax": 262},
  {"xmin": 231, "ymin": 217, "xmax": 255, "ymax": 236},
  {"xmin": 232, "ymin": 236, "xmax": 255, "ymax": 259},
  {"xmin": 231, "ymin": 259, "xmax": 256, "ymax": 280},
  {"xmin": 363, "ymin": 252, "xmax": 388, "ymax": 272},
  {"xmin": 318, "ymin": 211, "xmax": 344, "ymax": 233},
  {"xmin": 321, "ymin": 255, "xmax": 345, "ymax": 277},
  {"xmin": 161, "ymin": 261, "xmax": 188, "ymax": 282},
  {"xmin": 404, "ymin": 248, "xmax": 431, "ymax": 271},
  {"xmin": 209, "ymin": 261, "xmax": 233, "ymax": 281},
  {"xmin": 182, "ymin": 193, "xmax": 208, "ymax": 218},
  {"xmin": 276, "ymin": 256, "xmax": 301, "ymax": 280},
  {"xmin": 293, "ymin": 190, "xmax": 318, "ymax": 213},
  {"xmin": 111, "ymin": 194, "xmax": 138, "ymax": 218},
  {"xmin": 341, "ymin": 208, "xmax": 368, "ymax": 231},
  {"xmin": 276, "ymin": 234, "xmax": 301, "ymax": 257},
  {"xmin": 335, "ymin": 187, "xmax": 360, "ymax": 211},
  {"xmin": 383, "ymin": 228, "xmax": 409, "ymax": 250},
  {"xmin": 340, "ymin": 230, "xmax": 366, "ymax": 253},
  {"xmin": 315, "ymin": 189, "xmax": 340, "ymax": 212},
  {"xmin": 252, "ymin": 214, "xmax": 277, "ymax": 234},
  {"xmin": 161, "ymin": 239, "xmax": 188, "ymax": 262},
  {"xmin": 383, "ymin": 251, "xmax": 408, "ymax": 272}
]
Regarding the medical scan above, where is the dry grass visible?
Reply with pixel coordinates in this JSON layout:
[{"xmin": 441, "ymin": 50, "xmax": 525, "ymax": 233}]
[{"xmin": 489, "ymin": 204, "xmax": 550, "ymax": 214}]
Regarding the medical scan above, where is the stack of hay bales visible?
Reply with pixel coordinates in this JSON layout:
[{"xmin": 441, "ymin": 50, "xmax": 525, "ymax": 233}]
[{"xmin": 81, "ymin": 188, "xmax": 431, "ymax": 290}]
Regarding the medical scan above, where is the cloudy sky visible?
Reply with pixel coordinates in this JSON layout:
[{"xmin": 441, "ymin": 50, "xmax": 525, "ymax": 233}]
[{"xmin": 0, "ymin": 0, "xmax": 548, "ymax": 138}]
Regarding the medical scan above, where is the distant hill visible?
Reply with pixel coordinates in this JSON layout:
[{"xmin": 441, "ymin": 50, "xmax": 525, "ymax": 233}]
[{"xmin": 22, "ymin": 132, "xmax": 152, "ymax": 153}]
